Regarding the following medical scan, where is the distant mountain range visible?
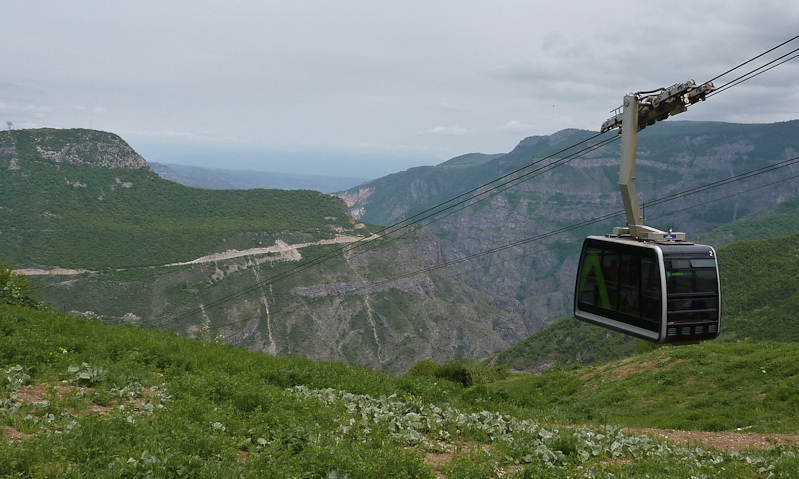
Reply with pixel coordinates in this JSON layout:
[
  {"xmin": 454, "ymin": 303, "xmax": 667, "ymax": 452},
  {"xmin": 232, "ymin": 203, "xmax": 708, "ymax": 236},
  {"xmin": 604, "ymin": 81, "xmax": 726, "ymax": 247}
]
[
  {"xmin": 337, "ymin": 120, "xmax": 799, "ymax": 326},
  {"xmin": 4, "ymin": 121, "xmax": 799, "ymax": 374},
  {"xmin": 150, "ymin": 162, "xmax": 370, "ymax": 193}
]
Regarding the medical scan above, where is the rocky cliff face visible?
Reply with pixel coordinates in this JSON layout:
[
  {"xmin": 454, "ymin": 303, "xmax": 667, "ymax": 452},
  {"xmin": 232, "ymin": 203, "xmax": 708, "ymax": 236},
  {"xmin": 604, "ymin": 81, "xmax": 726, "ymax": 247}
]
[
  {"xmin": 338, "ymin": 120, "xmax": 799, "ymax": 326},
  {"xmin": 337, "ymin": 186, "xmax": 374, "ymax": 220},
  {"xmin": 33, "ymin": 227, "xmax": 534, "ymax": 374},
  {"xmin": 0, "ymin": 128, "xmax": 150, "ymax": 170}
]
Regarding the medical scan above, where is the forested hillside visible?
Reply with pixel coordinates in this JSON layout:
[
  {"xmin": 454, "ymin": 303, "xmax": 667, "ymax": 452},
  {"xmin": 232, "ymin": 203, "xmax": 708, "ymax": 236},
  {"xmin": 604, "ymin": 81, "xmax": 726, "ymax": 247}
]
[
  {"xmin": 719, "ymin": 231, "xmax": 799, "ymax": 342},
  {"xmin": 1, "ymin": 129, "xmax": 357, "ymax": 269}
]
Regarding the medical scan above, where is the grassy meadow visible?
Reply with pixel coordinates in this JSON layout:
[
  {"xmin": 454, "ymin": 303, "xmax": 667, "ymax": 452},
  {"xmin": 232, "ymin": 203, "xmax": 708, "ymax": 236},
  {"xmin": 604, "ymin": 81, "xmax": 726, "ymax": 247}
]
[{"xmin": 2, "ymin": 304, "xmax": 799, "ymax": 478}]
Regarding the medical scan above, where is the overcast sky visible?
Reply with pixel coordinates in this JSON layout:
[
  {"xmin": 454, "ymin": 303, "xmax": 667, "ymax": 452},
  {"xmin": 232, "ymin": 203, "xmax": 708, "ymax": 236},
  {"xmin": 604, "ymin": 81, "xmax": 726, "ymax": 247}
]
[{"xmin": 2, "ymin": 1, "xmax": 798, "ymax": 178}]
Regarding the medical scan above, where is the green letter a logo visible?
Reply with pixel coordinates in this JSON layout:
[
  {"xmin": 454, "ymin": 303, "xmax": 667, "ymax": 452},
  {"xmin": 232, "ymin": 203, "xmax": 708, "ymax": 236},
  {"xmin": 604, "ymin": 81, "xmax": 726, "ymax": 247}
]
[{"xmin": 578, "ymin": 252, "xmax": 611, "ymax": 309}]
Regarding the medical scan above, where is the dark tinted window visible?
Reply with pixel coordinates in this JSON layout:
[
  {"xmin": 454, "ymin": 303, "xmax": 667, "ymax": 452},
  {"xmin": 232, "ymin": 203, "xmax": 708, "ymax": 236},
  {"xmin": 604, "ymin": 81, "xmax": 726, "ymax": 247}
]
[
  {"xmin": 577, "ymin": 247, "xmax": 605, "ymax": 307},
  {"xmin": 666, "ymin": 261, "xmax": 718, "ymax": 295},
  {"xmin": 641, "ymin": 258, "xmax": 662, "ymax": 322},
  {"xmin": 576, "ymin": 239, "xmax": 661, "ymax": 331},
  {"xmin": 664, "ymin": 253, "xmax": 720, "ymax": 323}
]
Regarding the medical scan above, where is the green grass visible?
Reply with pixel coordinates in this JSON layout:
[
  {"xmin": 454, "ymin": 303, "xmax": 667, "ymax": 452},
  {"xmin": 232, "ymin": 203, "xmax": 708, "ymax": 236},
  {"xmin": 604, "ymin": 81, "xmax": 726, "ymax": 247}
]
[
  {"xmin": 3, "ymin": 304, "xmax": 798, "ymax": 478},
  {"xmin": 708, "ymin": 230, "xmax": 799, "ymax": 349},
  {"xmin": 491, "ymin": 341, "xmax": 799, "ymax": 433},
  {"xmin": 494, "ymin": 316, "xmax": 642, "ymax": 371}
]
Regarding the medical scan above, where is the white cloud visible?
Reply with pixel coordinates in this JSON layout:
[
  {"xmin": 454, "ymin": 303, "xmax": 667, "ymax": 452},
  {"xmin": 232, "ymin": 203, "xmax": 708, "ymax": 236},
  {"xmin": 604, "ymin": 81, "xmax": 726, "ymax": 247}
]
[
  {"xmin": 492, "ymin": 120, "xmax": 535, "ymax": 134},
  {"xmin": 423, "ymin": 126, "xmax": 469, "ymax": 136},
  {"xmin": 122, "ymin": 129, "xmax": 241, "ymax": 143}
]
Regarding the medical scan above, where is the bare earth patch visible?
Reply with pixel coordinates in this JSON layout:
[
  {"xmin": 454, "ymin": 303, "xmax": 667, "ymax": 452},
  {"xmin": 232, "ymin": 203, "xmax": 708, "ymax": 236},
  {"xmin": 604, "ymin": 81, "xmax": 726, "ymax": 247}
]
[
  {"xmin": 12, "ymin": 383, "xmax": 115, "ymax": 415},
  {"xmin": 6, "ymin": 381, "xmax": 154, "ymax": 421},
  {"xmin": 2, "ymin": 425, "xmax": 29, "ymax": 440},
  {"xmin": 13, "ymin": 383, "xmax": 90, "ymax": 403},
  {"xmin": 628, "ymin": 428, "xmax": 799, "ymax": 452},
  {"xmin": 420, "ymin": 428, "xmax": 799, "ymax": 479},
  {"xmin": 16, "ymin": 267, "xmax": 92, "ymax": 276},
  {"xmin": 421, "ymin": 443, "xmax": 523, "ymax": 479}
]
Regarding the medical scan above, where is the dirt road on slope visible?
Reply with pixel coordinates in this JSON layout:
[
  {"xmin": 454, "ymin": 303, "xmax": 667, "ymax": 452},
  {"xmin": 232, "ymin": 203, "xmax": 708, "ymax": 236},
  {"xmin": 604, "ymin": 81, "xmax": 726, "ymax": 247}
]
[{"xmin": 17, "ymin": 234, "xmax": 377, "ymax": 276}]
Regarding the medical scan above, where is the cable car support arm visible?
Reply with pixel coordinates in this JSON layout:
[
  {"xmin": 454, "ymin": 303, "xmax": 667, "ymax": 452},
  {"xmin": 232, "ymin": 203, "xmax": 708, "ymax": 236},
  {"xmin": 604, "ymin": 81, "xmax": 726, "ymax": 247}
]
[{"xmin": 601, "ymin": 80, "xmax": 715, "ymax": 241}]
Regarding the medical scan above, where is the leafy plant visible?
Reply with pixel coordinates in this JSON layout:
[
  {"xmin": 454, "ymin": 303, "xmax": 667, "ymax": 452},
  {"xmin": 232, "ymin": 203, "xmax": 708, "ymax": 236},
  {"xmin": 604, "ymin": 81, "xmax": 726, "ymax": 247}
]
[
  {"xmin": 2, "ymin": 364, "xmax": 31, "ymax": 391},
  {"xmin": 405, "ymin": 359, "xmax": 509, "ymax": 388},
  {"xmin": 67, "ymin": 362, "xmax": 107, "ymax": 386},
  {"xmin": 0, "ymin": 259, "xmax": 41, "ymax": 308}
]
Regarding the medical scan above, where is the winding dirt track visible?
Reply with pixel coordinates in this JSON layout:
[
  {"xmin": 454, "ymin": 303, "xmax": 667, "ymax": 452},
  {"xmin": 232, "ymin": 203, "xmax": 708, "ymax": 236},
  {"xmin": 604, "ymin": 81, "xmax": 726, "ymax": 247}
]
[{"xmin": 16, "ymin": 235, "xmax": 377, "ymax": 276}]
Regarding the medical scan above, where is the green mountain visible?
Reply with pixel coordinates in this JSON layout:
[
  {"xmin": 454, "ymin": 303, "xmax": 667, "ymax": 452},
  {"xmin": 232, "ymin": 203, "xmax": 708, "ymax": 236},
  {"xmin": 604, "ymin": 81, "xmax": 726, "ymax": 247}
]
[
  {"xmin": 338, "ymin": 120, "xmax": 799, "ymax": 328},
  {"xmin": 718, "ymin": 231, "xmax": 799, "ymax": 342},
  {"xmin": 2, "ymin": 303, "xmax": 798, "ymax": 477},
  {"xmin": 5, "ymin": 124, "xmax": 799, "ymax": 375},
  {"xmin": 1, "ymin": 128, "xmax": 535, "ymax": 374},
  {"xmin": 1, "ymin": 129, "xmax": 356, "ymax": 270},
  {"xmin": 695, "ymin": 196, "xmax": 799, "ymax": 248}
]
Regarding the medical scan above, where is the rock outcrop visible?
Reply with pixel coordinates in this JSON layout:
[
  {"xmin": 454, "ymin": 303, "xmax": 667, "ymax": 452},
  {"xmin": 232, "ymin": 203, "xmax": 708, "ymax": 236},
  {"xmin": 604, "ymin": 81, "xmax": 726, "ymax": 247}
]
[{"xmin": 1, "ymin": 128, "xmax": 150, "ymax": 170}]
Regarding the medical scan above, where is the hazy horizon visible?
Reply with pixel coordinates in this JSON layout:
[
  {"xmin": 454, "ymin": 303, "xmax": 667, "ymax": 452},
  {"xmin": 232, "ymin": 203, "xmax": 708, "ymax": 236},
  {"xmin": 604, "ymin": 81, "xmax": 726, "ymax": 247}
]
[{"xmin": 3, "ymin": 2, "xmax": 799, "ymax": 177}]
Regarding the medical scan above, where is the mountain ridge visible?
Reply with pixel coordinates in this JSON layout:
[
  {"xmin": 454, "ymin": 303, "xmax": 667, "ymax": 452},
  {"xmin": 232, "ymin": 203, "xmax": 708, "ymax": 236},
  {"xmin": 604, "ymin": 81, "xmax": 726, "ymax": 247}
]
[
  {"xmin": 1, "ymin": 128, "xmax": 150, "ymax": 170},
  {"xmin": 1, "ymin": 127, "xmax": 535, "ymax": 373},
  {"xmin": 5, "ymin": 123, "xmax": 799, "ymax": 374},
  {"xmin": 338, "ymin": 119, "xmax": 799, "ymax": 327}
]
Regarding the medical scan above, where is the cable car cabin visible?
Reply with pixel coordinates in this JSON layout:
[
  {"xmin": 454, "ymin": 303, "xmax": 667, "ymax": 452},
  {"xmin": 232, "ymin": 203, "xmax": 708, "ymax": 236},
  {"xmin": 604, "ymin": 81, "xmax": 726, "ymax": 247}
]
[{"xmin": 574, "ymin": 236, "xmax": 720, "ymax": 344}]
